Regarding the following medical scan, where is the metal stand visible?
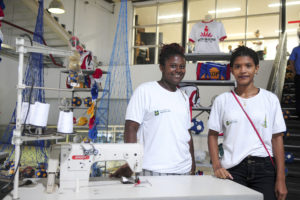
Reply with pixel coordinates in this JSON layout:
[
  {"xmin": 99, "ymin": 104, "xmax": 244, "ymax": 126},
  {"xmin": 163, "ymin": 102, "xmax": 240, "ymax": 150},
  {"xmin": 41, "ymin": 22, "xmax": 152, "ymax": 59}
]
[{"xmin": 12, "ymin": 37, "xmax": 72, "ymax": 199}]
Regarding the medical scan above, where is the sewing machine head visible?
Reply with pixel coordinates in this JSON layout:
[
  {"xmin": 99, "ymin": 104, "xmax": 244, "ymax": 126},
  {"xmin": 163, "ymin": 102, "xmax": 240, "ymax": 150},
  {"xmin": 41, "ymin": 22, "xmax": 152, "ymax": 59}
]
[{"xmin": 46, "ymin": 143, "xmax": 143, "ymax": 193}]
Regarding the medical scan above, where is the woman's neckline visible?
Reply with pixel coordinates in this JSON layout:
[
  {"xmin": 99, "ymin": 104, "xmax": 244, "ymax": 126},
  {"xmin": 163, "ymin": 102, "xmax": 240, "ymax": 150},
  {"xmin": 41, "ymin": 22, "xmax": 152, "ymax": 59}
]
[
  {"xmin": 233, "ymin": 87, "xmax": 260, "ymax": 99},
  {"xmin": 156, "ymin": 81, "xmax": 178, "ymax": 93}
]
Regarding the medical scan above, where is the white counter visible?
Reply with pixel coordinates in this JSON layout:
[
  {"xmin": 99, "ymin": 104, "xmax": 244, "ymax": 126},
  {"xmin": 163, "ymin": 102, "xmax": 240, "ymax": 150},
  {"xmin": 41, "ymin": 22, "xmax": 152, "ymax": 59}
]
[{"xmin": 4, "ymin": 175, "xmax": 263, "ymax": 200}]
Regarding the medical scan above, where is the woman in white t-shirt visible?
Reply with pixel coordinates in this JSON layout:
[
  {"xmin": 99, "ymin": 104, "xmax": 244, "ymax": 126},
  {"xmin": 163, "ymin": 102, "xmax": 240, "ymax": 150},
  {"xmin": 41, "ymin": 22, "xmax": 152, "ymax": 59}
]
[
  {"xmin": 111, "ymin": 43, "xmax": 195, "ymax": 177},
  {"xmin": 208, "ymin": 46, "xmax": 287, "ymax": 200}
]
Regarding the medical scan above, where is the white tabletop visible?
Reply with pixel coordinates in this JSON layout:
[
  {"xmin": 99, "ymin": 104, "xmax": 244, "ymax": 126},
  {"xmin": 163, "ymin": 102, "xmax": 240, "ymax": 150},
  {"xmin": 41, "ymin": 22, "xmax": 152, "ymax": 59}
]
[{"xmin": 5, "ymin": 175, "xmax": 263, "ymax": 200}]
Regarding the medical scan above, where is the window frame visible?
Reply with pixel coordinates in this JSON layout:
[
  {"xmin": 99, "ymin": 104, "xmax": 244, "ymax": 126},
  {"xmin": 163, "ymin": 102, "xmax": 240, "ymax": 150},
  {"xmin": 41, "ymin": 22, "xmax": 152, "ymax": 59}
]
[
  {"xmin": 132, "ymin": 0, "xmax": 283, "ymax": 64},
  {"xmin": 132, "ymin": 1, "xmax": 184, "ymax": 65}
]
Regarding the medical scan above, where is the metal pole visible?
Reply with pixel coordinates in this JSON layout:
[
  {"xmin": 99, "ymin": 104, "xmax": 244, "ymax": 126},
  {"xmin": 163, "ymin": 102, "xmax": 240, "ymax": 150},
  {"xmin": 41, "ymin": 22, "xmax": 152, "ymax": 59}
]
[
  {"xmin": 245, "ymin": 0, "xmax": 248, "ymax": 46},
  {"xmin": 73, "ymin": 0, "xmax": 77, "ymax": 35},
  {"xmin": 281, "ymin": 0, "xmax": 286, "ymax": 34},
  {"xmin": 182, "ymin": 0, "xmax": 187, "ymax": 49},
  {"xmin": 155, "ymin": 1, "xmax": 159, "ymax": 64},
  {"xmin": 13, "ymin": 38, "xmax": 25, "ymax": 200}
]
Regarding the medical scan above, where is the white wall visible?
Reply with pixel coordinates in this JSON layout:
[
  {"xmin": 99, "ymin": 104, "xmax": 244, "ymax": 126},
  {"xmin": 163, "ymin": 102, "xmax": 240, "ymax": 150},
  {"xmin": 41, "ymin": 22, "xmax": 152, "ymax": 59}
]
[{"xmin": 0, "ymin": 57, "xmax": 19, "ymax": 124}]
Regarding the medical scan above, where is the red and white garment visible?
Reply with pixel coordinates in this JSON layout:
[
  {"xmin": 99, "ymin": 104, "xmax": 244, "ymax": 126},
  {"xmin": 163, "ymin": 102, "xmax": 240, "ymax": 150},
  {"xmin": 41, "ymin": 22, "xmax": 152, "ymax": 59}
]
[
  {"xmin": 80, "ymin": 50, "xmax": 94, "ymax": 70},
  {"xmin": 189, "ymin": 20, "xmax": 227, "ymax": 53},
  {"xmin": 89, "ymin": 68, "xmax": 103, "ymax": 84},
  {"xmin": 0, "ymin": 0, "xmax": 4, "ymax": 27},
  {"xmin": 69, "ymin": 36, "xmax": 84, "ymax": 54},
  {"xmin": 179, "ymin": 85, "xmax": 200, "ymax": 108},
  {"xmin": 0, "ymin": 3, "xmax": 4, "ymax": 20}
]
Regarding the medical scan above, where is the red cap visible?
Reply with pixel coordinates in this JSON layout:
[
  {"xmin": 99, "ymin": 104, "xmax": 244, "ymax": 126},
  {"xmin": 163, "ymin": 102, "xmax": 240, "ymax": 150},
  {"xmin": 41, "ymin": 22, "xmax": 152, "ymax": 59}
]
[{"xmin": 93, "ymin": 68, "xmax": 103, "ymax": 79}]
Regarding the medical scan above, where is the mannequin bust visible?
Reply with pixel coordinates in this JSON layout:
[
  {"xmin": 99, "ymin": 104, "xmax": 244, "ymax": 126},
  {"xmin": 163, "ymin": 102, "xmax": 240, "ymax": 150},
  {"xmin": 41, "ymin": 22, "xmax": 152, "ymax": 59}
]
[
  {"xmin": 203, "ymin": 14, "xmax": 213, "ymax": 22},
  {"xmin": 187, "ymin": 15, "xmax": 214, "ymax": 52}
]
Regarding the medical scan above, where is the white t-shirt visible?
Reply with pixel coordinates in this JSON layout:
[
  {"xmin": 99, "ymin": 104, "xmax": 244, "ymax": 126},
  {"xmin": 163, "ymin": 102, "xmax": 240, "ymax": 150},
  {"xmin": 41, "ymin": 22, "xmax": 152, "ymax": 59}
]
[
  {"xmin": 208, "ymin": 89, "xmax": 286, "ymax": 169},
  {"xmin": 125, "ymin": 81, "xmax": 192, "ymax": 174},
  {"xmin": 189, "ymin": 20, "xmax": 227, "ymax": 53},
  {"xmin": 252, "ymin": 40, "xmax": 264, "ymax": 51}
]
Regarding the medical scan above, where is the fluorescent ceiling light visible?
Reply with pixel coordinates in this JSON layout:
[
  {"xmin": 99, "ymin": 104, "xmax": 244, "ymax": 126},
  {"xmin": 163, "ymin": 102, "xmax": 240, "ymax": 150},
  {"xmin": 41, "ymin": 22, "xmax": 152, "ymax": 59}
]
[
  {"xmin": 158, "ymin": 14, "xmax": 182, "ymax": 20},
  {"xmin": 268, "ymin": 1, "xmax": 300, "ymax": 7},
  {"xmin": 48, "ymin": 0, "xmax": 65, "ymax": 14},
  {"xmin": 208, "ymin": 8, "xmax": 241, "ymax": 14}
]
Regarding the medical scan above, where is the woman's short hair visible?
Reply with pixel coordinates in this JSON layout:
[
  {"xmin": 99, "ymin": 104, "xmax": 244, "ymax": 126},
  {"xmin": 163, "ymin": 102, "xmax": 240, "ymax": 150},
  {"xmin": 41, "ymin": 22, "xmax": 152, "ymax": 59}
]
[
  {"xmin": 230, "ymin": 46, "xmax": 259, "ymax": 67},
  {"xmin": 159, "ymin": 43, "xmax": 185, "ymax": 66}
]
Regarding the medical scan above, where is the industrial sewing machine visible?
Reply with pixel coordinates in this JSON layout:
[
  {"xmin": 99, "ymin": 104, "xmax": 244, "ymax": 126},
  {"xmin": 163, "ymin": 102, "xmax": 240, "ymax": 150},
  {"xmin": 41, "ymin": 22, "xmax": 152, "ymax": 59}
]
[{"xmin": 46, "ymin": 143, "xmax": 143, "ymax": 193}]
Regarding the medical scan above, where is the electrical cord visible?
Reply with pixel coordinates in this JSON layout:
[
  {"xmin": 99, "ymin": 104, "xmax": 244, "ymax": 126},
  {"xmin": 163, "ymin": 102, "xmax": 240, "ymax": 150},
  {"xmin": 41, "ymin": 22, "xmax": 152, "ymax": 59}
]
[{"xmin": 20, "ymin": 34, "xmax": 33, "ymax": 46}]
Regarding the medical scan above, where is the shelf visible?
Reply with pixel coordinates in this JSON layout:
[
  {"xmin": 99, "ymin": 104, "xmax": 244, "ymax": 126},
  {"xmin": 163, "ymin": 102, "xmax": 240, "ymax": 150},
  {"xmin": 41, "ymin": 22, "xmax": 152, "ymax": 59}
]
[
  {"xmin": 73, "ymin": 125, "xmax": 89, "ymax": 129},
  {"xmin": 185, "ymin": 53, "xmax": 231, "ymax": 62},
  {"xmin": 180, "ymin": 80, "xmax": 235, "ymax": 86},
  {"xmin": 282, "ymin": 107, "xmax": 296, "ymax": 110},
  {"xmin": 196, "ymin": 162, "xmax": 212, "ymax": 168},
  {"xmin": 71, "ymin": 88, "xmax": 107, "ymax": 92},
  {"xmin": 193, "ymin": 133, "xmax": 224, "ymax": 137},
  {"xmin": 72, "ymin": 88, "xmax": 93, "ymax": 92},
  {"xmin": 59, "ymin": 106, "xmax": 92, "ymax": 110},
  {"xmin": 13, "ymin": 134, "xmax": 68, "ymax": 142},
  {"xmin": 61, "ymin": 69, "xmax": 108, "ymax": 75},
  {"xmin": 284, "ymin": 82, "xmax": 295, "ymax": 85},
  {"xmin": 284, "ymin": 144, "xmax": 300, "ymax": 149},
  {"xmin": 21, "ymin": 85, "xmax": 106, "ymax": 92},
  {"xmin": 192, "ymin": 106, "xmax": 211, "ymax": 111}
]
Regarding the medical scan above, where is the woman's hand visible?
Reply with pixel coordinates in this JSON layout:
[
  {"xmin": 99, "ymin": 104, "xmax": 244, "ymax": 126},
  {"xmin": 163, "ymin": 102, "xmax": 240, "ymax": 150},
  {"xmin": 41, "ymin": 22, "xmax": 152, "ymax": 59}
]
[
  {"xmin": 213, "ymin": 166, "xmax": 233, "ymax": 180},
  {"xmin": 208, "ymin": 130, "xmax": 233, "ymax": 180},
  {"xmin": 109, "ymin": 164, "xmax": 133, "ymax": 178},
  {"xmin": 275, "ymin": 178, "xmax": 288, "ymax": 200}
]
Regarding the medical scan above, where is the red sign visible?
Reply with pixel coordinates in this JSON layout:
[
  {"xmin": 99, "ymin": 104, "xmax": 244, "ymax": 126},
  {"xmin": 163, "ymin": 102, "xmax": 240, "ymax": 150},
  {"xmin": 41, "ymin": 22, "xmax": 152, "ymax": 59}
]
[
  {"xmin": 72, "ymin": 155, "xmax": 90, "ymax": 160},
  {"xmin": 288, "ymin": 20, "xmax": 300, "ymax": 24}
]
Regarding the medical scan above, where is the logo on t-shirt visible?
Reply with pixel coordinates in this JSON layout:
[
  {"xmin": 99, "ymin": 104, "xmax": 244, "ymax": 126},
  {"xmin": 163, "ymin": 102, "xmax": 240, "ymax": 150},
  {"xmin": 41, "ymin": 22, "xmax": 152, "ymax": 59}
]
[
  {"xmin": 154, "ymin": 109, "xmax": 171, "ymax": 116},
  {"xmin": 198, "ymin": 25, "xmax": 216, "ymax": 43},
  {"xmin": 225, "ymin": 120, "xmax": 237, "ymax": 126},
  {"xmin": 261, "ymin": 115, "xmax": 267, "ymax": 128},
  {"xmin": 200, "ymin": 26, "xmax": 212, "ymax": 37}
]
